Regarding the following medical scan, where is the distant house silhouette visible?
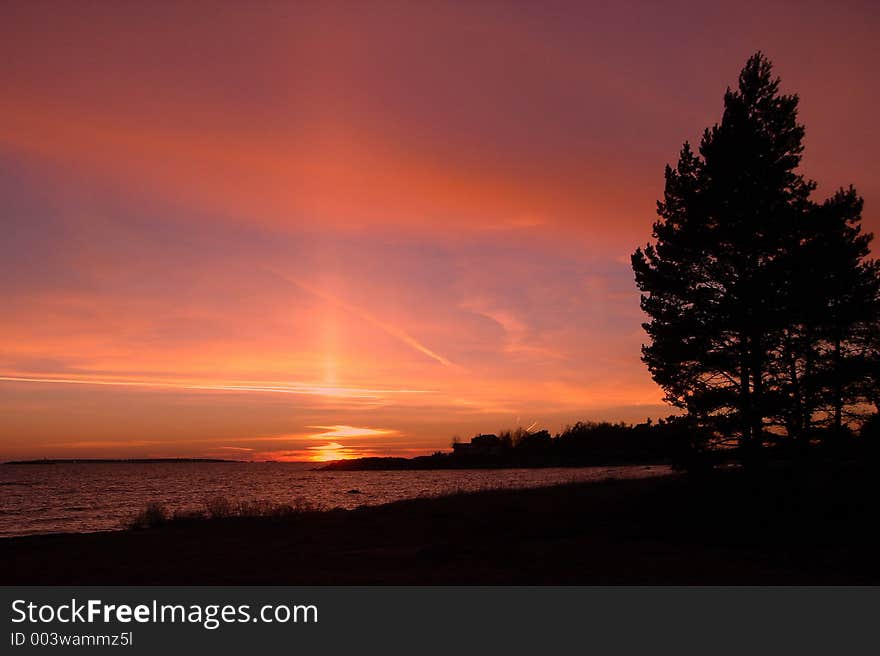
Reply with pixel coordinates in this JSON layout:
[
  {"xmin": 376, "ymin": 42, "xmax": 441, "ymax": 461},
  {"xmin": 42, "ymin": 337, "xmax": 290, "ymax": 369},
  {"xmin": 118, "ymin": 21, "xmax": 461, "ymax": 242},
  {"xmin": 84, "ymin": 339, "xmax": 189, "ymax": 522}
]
[{"xmin": 453, "ymin": 434, "xmax": 502, "ymax": 457}]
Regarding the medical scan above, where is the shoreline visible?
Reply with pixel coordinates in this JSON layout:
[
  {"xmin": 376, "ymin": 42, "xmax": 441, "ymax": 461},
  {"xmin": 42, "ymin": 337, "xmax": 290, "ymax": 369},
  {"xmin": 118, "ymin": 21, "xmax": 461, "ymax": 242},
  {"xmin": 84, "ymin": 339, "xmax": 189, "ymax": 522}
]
[
  {"xmin": 0, "ymin": 464, "xmax": 671, "ymax": 538},
  {"xmin": 0, "ymin": 464, "xmax": 671, "ymax": 540},
  {"xmin": 316, "ymin": 457, "xmax": 673, "ymax": 471},
  {"xmin": 2, "ymin": 464, "xmax": 879, "ymax": 584}
]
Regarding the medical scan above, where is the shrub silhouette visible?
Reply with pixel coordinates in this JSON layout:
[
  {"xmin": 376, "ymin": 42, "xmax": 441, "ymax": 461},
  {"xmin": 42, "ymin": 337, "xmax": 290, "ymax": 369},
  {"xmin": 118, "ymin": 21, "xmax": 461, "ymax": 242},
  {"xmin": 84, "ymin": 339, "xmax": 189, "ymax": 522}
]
[{"xmin": 127, "ymin": 502, "xmax": 169, "ymax": 530}]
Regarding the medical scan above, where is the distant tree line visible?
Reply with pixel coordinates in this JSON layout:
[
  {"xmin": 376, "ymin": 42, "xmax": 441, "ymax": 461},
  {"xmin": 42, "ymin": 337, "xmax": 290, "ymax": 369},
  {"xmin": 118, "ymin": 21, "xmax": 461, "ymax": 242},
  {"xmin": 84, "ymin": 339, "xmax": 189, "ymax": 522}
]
[
  {"xmin": 447, "ymin": 420, "xmax": 691, "ymax": 466},
  {"xmin": 632, "ymin": 53, "xmax": 880, "ymax": 458},
  {"xmin": 320, "ymin": 420, "xmax": 700, "ymax": 470}
]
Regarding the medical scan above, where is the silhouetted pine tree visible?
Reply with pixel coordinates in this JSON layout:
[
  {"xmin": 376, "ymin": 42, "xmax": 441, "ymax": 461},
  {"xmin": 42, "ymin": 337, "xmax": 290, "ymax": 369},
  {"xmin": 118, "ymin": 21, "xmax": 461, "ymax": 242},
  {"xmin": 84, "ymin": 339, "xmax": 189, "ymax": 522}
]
[{"xmin": 632, "ymin": 52, "xmax": 879, "ymax": 454}]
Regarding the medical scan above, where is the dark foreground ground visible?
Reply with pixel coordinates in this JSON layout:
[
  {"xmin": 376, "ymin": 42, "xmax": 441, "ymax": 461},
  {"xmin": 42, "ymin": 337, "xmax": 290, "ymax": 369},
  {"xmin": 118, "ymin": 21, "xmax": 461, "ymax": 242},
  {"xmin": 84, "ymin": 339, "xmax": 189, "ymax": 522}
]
[{"xmin": 3, "ymin": 463, "xmax": 879, "ymax": 584}]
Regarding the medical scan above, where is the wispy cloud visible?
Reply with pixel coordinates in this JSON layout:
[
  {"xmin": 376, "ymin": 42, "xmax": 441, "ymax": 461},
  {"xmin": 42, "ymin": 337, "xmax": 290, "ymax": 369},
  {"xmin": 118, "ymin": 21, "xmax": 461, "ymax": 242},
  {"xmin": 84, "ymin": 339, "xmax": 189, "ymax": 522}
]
[
  {"xmin": 460, "ymin": 301, "xmax": 565, "ymax": 360},
  {"xmin": 271, "ymin": 271, "xmax": 456, "ymax": 368},
  {"xmin": 0, "ymin": 374, "xmax": 432, "ymax": 400}
]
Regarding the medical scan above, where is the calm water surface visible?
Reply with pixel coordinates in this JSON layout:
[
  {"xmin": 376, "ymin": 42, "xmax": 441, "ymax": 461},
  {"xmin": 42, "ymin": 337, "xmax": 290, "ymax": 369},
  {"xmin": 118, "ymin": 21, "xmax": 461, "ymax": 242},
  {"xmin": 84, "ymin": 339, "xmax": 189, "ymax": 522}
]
[{"xmin": 0, "ymin": 462, "xmax": 672, "ymax": 537}]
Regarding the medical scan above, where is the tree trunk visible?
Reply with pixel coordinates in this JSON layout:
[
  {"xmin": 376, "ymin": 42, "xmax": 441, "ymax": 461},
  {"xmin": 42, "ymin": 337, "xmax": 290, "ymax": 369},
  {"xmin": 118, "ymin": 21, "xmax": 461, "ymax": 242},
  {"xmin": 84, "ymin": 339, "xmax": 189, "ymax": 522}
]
[
  {"xmin": 740, "ymin": 332, "xmax": 752, "ymax": 450},
  {"xmin": 802, "ymin": 327, "xmax": 814, "ymax": 438},
  {"xmin": 750, "ymin": 332, "xmax": 764, "ymax": 449},
  {"xmin": 833, "ymin": 332, "xmax": 843, "ymax": 434},
  {"xmin": 783, "ymin": 330, "xmax": 804, "ymax": 441}
]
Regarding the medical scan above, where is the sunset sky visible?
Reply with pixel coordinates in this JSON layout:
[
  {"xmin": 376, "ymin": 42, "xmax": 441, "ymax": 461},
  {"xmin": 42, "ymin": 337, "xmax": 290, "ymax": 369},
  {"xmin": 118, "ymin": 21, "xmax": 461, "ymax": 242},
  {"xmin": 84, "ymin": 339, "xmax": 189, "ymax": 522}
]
[{"xmin": 1, "ymin": 1, "xmax": 878, "ymax": 461}]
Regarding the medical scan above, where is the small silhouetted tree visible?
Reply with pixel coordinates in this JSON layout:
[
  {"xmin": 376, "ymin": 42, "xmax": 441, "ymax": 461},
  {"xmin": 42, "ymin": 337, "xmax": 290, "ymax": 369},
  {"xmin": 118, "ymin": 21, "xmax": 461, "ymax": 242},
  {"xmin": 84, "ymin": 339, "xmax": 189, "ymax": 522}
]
[{"xmin": 632, "ymin": 52, "xmax": 879, "ymax": 455}]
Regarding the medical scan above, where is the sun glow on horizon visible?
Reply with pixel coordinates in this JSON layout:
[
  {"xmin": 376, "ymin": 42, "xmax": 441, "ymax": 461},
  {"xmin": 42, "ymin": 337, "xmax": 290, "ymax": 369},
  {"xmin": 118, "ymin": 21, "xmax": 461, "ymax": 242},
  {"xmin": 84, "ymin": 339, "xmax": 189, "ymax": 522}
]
[
  {"xmin": 306, "ymin": 442, "xmax": 360, "ymax": 462},
  {"xmin": 296, "ymin": 426, "xmax": 398, "ymax": 462},
  {"xmin": 308, "ymin": 425, "xmax": 396, "ymax": 439}
]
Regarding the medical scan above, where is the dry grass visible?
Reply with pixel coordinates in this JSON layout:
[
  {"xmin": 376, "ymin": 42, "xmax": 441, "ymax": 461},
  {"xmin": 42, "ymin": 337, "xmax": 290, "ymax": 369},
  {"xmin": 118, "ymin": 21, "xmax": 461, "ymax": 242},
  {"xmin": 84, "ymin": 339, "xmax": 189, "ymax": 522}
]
[
  {"xmin": 126, "ymin": 502, "xmax": 169, "ymax": 530},
  {"xmin": 125, "ymin": 496, "xmax": 324, "ymax": 530}
]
